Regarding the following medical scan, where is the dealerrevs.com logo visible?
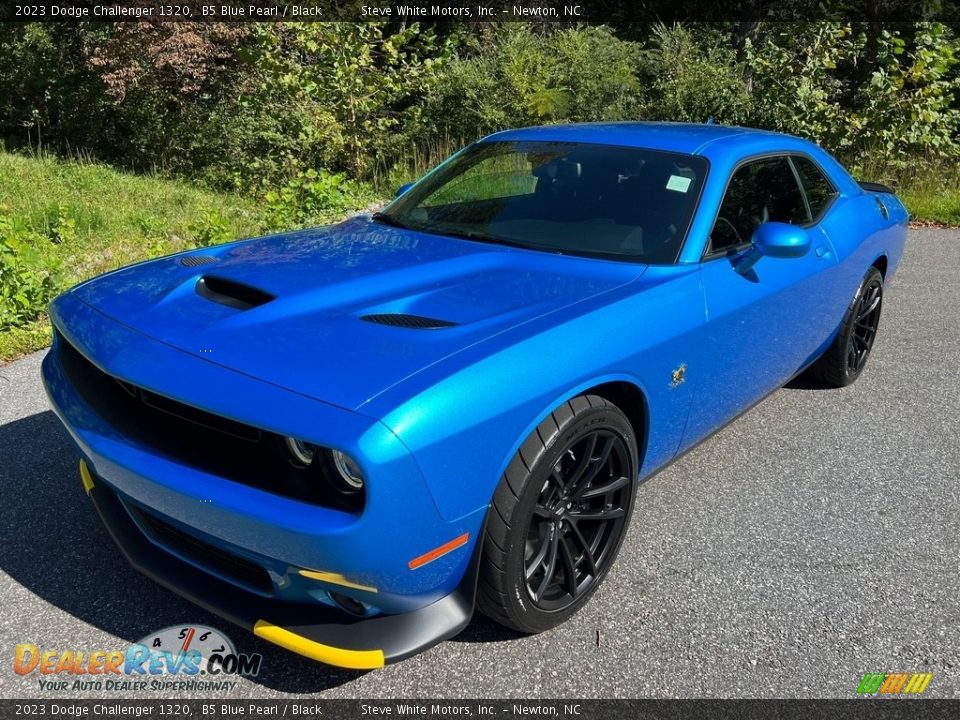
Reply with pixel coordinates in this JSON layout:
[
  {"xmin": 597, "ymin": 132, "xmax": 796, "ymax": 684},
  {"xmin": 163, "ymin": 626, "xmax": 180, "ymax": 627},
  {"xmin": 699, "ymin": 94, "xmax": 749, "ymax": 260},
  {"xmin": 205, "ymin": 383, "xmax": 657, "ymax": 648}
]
[{"xmin": 14, "ymin": 625, "xmax": 262, "ymax": 692}]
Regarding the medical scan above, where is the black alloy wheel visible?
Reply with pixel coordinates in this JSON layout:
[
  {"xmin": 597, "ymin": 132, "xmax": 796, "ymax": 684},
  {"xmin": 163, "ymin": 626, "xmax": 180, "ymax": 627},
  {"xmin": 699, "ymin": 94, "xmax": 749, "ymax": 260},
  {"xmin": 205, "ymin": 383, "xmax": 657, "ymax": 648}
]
[
  {"xmin": 524, "ymin": 430, "xmax": 631, "ymax": 610},
  {"xmin": 847, "ymin": 273, "xmax": 883, "ymax": 374},
  {"xmin": 477, "ymin": 394, "xmax": 638, "ymax": 633},
  {"xmin": 809, "ymin": 265, "xmax": 884, "ymax": 387}
]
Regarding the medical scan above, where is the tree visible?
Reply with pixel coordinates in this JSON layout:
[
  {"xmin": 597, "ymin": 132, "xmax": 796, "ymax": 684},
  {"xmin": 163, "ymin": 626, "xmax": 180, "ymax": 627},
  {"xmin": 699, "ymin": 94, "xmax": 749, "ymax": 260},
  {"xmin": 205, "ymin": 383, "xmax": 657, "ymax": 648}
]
[{"xmin": 253, "ymin": 22, "xmax": 452, "ymax": 177}]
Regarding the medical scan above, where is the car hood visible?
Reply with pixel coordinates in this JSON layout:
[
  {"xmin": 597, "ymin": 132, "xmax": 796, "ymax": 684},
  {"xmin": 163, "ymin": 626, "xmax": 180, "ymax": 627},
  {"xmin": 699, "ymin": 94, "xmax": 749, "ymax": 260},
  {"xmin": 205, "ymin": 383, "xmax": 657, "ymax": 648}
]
[{"xmin": 74, "ymin": 217, "xmax": 644, "ymax": 410}]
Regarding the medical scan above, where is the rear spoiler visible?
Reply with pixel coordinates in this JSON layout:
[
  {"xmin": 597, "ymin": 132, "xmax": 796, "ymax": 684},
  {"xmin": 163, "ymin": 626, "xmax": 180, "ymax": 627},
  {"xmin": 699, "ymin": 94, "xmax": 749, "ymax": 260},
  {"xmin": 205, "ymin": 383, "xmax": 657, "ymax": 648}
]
[{"xmin": 858, "ymin": 180, "xmax": 896, "ymax": 194}]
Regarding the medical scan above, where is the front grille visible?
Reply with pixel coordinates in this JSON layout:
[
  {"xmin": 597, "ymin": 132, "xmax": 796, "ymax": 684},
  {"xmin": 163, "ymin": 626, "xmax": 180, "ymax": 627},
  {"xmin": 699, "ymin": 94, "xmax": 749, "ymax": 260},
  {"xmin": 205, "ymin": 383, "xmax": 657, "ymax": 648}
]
[
  {"xmin": 360, "ymin": 313, "xmax": 457, "ymax": 329},
  {"xmin": 130, "ymin": 506, "xmax": 273, "ymax": 595},
  {"xmin": 139, "ymin": 388, "xmax": 261, "ymax": 442},
  {"xmin": 55, "ymin": 331, "xmax": 363, "ymax": 513}
]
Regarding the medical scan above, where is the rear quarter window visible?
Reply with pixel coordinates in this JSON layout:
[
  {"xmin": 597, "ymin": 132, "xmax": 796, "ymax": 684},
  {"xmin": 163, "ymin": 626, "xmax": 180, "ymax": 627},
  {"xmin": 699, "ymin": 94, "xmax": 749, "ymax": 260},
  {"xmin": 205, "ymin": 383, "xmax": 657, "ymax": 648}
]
[{"xmin": 791, "ymin": 156, "xmax": 838, "ymax": 222}]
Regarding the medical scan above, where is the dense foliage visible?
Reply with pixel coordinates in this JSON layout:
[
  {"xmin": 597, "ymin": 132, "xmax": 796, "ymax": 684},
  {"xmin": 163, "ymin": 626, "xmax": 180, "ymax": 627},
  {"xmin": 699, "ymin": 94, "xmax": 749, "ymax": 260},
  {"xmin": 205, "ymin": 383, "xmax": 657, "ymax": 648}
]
[
  {"xmin": 0, "ymin": 20, "xmax": 958, "ymax": 356},
  {"xmin": 1, "ymin": 21, "xmax": 957, "ymax": 192}
]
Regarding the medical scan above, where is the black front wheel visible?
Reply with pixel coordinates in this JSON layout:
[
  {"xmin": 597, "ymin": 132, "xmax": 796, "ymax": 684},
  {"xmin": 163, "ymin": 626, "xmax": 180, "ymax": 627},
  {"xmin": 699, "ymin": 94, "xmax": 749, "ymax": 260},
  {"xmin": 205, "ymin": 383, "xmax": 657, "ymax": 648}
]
[
  {"xmin": 810, "ymin": 266, "xmax": 884, "ymax": 387},
  {"xmin": 477, "ymin": 395, "xmax": 638, "ymax": 633}
]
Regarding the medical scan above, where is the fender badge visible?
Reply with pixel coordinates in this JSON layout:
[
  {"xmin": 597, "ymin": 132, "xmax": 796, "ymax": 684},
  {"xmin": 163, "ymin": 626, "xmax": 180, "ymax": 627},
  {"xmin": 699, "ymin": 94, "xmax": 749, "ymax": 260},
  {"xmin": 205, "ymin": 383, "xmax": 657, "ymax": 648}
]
[{"xmin": 670, "ymin": 363, "xmax": 687, "ymax": 389}]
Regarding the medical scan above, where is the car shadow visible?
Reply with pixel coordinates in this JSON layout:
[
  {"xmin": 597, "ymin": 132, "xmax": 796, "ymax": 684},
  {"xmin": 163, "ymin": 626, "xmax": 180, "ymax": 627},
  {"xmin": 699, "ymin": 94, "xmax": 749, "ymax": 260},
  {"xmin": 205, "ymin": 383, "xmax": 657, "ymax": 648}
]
[
  {"xmin": 784, "ymin": 374, "xmax": 829, "ymax": 391},
  {"xmin": 448, "ymin": 614, "xmax": 526, "ymax": 644},
  {"xmin": 0, "ymin": 411, "xmax": 362, "ymax": 694}
]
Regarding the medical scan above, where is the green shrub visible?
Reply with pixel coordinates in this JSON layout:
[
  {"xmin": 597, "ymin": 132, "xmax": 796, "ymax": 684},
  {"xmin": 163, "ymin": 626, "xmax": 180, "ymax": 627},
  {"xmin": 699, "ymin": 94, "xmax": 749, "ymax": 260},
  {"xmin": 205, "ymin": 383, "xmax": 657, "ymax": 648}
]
[
  {"xmin": 263, "ymin": 169, "xmax": 373, "ymax": 228},
  {"xmin": 423, "ymin": 24, "xmax": 643, "ymax": 138},
  {"xmin": 189, "ymin": 209, "xmax": 232, "ymax": 248},
  {"xmin": 194, "ymin": 75, "xmax": 347, "ymax": 196},
  {"xmin": 45, "ymin": 204, "xmax": 78, "ymax": 244},
  {"xmin": 0, "ymin": 209, "xmax": 62, "ymax": 332},
  {"xmin": 748, "ymin": 22, "xmax": 960, "ymax": 168},
  {"xmin": 248, "ymin": 23, "xmax": 453, "ymax": 181},
  {"xmin": 639, "ymin": 23, "xmax": 753, "ymax": 125}
]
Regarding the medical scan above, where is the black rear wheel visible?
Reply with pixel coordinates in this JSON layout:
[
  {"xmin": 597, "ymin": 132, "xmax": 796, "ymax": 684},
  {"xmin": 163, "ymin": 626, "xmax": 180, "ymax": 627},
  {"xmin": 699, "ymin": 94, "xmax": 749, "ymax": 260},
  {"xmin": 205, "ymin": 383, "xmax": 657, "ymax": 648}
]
[
  {"xmin": 809, "ymin": 266, "xmax": 884, "ymax": 387},
  {"xmin": 477, "ymin": 395, "xmax": 638, "ymax": 633}
]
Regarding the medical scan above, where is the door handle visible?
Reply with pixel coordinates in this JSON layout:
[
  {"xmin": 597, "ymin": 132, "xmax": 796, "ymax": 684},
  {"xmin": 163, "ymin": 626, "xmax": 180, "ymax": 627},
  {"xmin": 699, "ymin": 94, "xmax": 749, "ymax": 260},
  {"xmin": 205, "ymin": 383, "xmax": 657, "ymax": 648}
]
[{"xmin": 815, "ymin": 246, "xmax": 830, "ymax": 258}]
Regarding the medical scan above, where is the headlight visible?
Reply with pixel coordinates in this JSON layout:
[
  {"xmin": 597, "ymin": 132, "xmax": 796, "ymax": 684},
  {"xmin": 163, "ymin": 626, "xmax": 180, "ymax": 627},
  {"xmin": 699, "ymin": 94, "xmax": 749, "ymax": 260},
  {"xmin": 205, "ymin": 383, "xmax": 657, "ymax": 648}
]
[
  {"xmin": 330, "ymin": 449, "xmax": 364, "ymax": 492},
  {"xmin": 282, "ymin": 437, "xmax": 317, "ymax": 467},
  {"xmin": 282, "ymin": 438, "xmax": 364, "ymax": 494}
]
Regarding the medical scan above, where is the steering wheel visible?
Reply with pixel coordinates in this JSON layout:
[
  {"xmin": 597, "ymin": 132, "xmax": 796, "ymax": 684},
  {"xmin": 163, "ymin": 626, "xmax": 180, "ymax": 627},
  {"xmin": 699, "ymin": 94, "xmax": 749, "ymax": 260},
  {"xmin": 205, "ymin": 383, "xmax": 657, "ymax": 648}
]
[{"xmin": 713, "ymin": 216, "xmax": 744, "ymax": 249}]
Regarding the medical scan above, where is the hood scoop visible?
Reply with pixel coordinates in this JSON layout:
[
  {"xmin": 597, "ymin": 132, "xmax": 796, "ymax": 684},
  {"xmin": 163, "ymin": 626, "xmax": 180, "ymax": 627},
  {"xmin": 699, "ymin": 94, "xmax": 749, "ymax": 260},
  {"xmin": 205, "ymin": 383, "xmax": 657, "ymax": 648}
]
[
  {"xmin": 360, "ymin": 313, "xmax": 458, "ymax": 329},
  {"xmin": 196, "ymin": 276, "xmax": 275, "ymax": 310}
]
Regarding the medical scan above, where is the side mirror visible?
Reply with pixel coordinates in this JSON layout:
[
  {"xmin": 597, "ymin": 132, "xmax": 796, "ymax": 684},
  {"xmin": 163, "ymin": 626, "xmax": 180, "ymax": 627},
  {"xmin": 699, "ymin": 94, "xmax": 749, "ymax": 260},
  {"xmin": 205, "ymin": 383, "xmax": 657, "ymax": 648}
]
[
  {"xmin": 753, "ymin": 222, "xmax": 811, "ymax": 259},
  {"xmin": 734, "ymin": 222, "xmax": 810, "ymax": 275},
  {"xmin": 395, "ymin": 182, "xmax": 415, "ymax": 198}
]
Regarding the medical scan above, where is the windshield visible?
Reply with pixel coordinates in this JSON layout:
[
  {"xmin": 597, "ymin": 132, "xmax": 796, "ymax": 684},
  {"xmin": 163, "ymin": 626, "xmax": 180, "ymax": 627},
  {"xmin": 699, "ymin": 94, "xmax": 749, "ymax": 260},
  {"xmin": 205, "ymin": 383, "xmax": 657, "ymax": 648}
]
[{"xmin": 379, "ymin": 141, "xmax": 708, "ymax": 264}]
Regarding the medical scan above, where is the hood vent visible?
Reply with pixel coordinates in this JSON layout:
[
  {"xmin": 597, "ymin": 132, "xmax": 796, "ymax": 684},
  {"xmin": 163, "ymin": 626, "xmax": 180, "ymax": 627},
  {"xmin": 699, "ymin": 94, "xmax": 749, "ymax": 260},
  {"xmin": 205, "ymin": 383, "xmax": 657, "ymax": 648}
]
[
  {"xmin": 196, "ymin": 276, "xmax": 275, "ymax": 310},
  {"xmin": 180, "ymin": 255, "xmax": 220, "ymax": 268},
  {"xmin": 360, "ymin": 313, "xmax": 457, "ymax": 329}
]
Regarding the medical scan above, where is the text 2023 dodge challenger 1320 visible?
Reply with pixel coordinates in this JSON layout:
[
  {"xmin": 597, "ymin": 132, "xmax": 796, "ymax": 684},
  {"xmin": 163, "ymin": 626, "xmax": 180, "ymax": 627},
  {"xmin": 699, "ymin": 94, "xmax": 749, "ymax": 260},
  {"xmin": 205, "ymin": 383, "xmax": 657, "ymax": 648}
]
[{"xmin": 43, "ymin": 123, "xmax": 907, "ymax": 669}]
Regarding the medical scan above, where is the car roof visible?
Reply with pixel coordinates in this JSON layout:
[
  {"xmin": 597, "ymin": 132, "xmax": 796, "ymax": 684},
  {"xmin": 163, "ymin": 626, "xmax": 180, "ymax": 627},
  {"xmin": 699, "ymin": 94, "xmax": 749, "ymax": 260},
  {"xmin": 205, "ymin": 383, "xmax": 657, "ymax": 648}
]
[{"xmin": 481, "ymin": 121, "xmax": 817, "ymax": 159}]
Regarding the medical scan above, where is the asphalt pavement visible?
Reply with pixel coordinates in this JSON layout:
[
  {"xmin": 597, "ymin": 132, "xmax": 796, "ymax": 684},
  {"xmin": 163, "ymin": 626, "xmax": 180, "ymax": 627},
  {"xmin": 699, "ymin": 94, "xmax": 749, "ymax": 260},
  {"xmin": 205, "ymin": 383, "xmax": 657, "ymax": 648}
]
[{"xmin": 1, "ymin": 228, "xmax": 957, "ymax": 699}]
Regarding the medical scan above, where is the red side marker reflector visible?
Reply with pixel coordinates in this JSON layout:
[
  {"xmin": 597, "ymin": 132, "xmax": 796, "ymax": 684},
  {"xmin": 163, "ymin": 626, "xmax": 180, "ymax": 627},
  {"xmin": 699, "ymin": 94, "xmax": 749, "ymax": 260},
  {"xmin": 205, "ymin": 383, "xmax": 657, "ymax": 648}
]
[{"xmin": 408, "ymin": 533, "xmax": 470, "ymax": 570}]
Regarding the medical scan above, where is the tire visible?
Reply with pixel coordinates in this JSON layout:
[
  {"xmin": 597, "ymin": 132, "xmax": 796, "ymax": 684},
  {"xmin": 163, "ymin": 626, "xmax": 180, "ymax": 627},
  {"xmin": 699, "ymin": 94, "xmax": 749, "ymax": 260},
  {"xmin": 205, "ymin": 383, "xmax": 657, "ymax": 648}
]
[
  {"xmin": 476, "ymin": 394, "xmax": 638, "ymax": 633},
  {"xmin": 809, "ymin": 266, "xmax": 884, "ymax": 387}
]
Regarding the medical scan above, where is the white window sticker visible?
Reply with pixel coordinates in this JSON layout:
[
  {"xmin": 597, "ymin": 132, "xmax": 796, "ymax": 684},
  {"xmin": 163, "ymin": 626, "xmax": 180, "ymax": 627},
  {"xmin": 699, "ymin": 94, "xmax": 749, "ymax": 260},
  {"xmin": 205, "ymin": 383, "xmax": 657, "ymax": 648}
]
[{"xmin": 666, "ymin": 175, "xmax": 692, "ymax": 193}]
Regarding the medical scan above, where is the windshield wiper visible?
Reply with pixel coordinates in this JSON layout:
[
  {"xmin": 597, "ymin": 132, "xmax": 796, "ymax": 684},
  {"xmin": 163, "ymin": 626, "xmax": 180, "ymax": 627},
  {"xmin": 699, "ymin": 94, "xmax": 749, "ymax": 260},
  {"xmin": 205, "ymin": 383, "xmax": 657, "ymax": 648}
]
[
  {"xmin": 371, "ymin": 211, "xmax": 409, "ymax": 229},
  {"xmin": 374, "ymin": 214, "xmax": 540, "ymax": 252},
  {"xmin": 440, "ymin": 229, "xmax": 538, "ymax": 251}
]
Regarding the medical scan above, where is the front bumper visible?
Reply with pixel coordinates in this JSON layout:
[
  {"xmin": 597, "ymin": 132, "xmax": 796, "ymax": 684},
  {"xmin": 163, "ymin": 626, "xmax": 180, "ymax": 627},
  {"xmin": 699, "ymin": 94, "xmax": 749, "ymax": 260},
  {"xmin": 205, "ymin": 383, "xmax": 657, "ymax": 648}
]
[
  {"xmin": 81, "ymin": 462, "xmax": 478, "ymax": 668},
  {"xmin": 42, "ymin": 292, "xmax": 486, "ymax": 666}
]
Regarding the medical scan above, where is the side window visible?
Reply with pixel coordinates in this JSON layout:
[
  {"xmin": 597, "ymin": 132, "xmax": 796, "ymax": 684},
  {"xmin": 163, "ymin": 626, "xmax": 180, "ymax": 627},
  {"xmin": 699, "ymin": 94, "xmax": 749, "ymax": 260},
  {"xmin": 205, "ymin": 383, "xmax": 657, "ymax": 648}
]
[
  {"xmin": 710, "ymin": 157, "xmax": 809, "ymax": 253},
  {"xmin": 791, "ymin": 156, "xmax": 838, "ymax": 222}
]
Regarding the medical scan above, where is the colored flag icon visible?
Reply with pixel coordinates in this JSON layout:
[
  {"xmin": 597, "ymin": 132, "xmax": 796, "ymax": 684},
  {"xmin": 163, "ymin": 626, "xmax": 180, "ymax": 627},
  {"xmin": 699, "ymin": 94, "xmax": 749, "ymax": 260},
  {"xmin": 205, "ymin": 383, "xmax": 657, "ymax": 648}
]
[{"xmin": 857, "ymin": 672, "xmax": 933, "ymax": 695}]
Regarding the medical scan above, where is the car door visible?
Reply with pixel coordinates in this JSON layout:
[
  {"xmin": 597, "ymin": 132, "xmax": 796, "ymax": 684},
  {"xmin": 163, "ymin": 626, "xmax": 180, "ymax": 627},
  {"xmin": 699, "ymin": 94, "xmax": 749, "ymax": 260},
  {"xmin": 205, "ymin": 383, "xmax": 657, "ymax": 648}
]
[{"xmin": 678, "ymin": 154, "xmax": 841, "ymax": 449}]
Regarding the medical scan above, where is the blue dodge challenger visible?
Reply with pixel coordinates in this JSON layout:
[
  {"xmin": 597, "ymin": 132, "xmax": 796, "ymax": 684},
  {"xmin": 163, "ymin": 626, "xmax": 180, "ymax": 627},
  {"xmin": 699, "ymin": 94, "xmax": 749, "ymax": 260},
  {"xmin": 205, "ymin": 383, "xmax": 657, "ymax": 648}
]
[{"xmin": 43, "ymin": 123, "xmax": 907, "ymax": 669}]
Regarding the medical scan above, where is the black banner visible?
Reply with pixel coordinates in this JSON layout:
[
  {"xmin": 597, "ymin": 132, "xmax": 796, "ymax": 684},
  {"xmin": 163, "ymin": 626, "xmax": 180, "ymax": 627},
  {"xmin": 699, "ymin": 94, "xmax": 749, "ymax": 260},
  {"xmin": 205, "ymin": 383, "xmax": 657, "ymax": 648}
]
[
  {"xmin": 2, "ymin": 700, "xmax": 960, "ymax": 720},
  {"xmin": 2, "ymin": 0, "xmax": 959, "ymax": 23}
]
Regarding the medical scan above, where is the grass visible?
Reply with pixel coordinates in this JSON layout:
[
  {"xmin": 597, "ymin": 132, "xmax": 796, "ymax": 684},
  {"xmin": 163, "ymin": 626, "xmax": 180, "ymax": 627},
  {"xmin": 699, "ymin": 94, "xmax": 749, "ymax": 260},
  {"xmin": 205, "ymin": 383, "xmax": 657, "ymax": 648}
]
[
  {"xmin": 372, "ymin": 135, "xmax": 468, "ymax": 195},
  {"xmin": 899, "ymin": 181, "xmax": 960, "ymax": 226},
  {"xmin": 0, "ymin": 149, "xmax": 269, "ymax": 275},
  {"xmin": 855, "ymin": 154, "xmax": 960, "ymax": 226},
  {"xmin": 0, "ymin": 150, "xmax": 373, "ymax": 362},
  {"xmin": 0, "ymin": 319, "xmax": 52, "ymax": 360}
]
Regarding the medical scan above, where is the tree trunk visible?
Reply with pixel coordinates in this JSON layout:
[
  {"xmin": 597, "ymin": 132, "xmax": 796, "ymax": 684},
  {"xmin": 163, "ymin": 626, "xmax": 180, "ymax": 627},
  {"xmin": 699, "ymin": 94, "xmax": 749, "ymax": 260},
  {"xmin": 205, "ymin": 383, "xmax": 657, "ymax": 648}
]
[{"xmin": 732, "ymin": 0, "xmax": 763, "ymax": 94}]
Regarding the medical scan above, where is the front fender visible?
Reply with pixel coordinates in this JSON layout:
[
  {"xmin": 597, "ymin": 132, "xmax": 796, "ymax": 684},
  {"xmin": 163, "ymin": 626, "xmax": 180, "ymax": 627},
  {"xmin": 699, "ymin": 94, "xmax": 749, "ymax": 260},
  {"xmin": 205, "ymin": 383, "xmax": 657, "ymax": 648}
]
[{"xmin": 370, "ymin": 265, "xmax": 708, "ymax": 521}]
